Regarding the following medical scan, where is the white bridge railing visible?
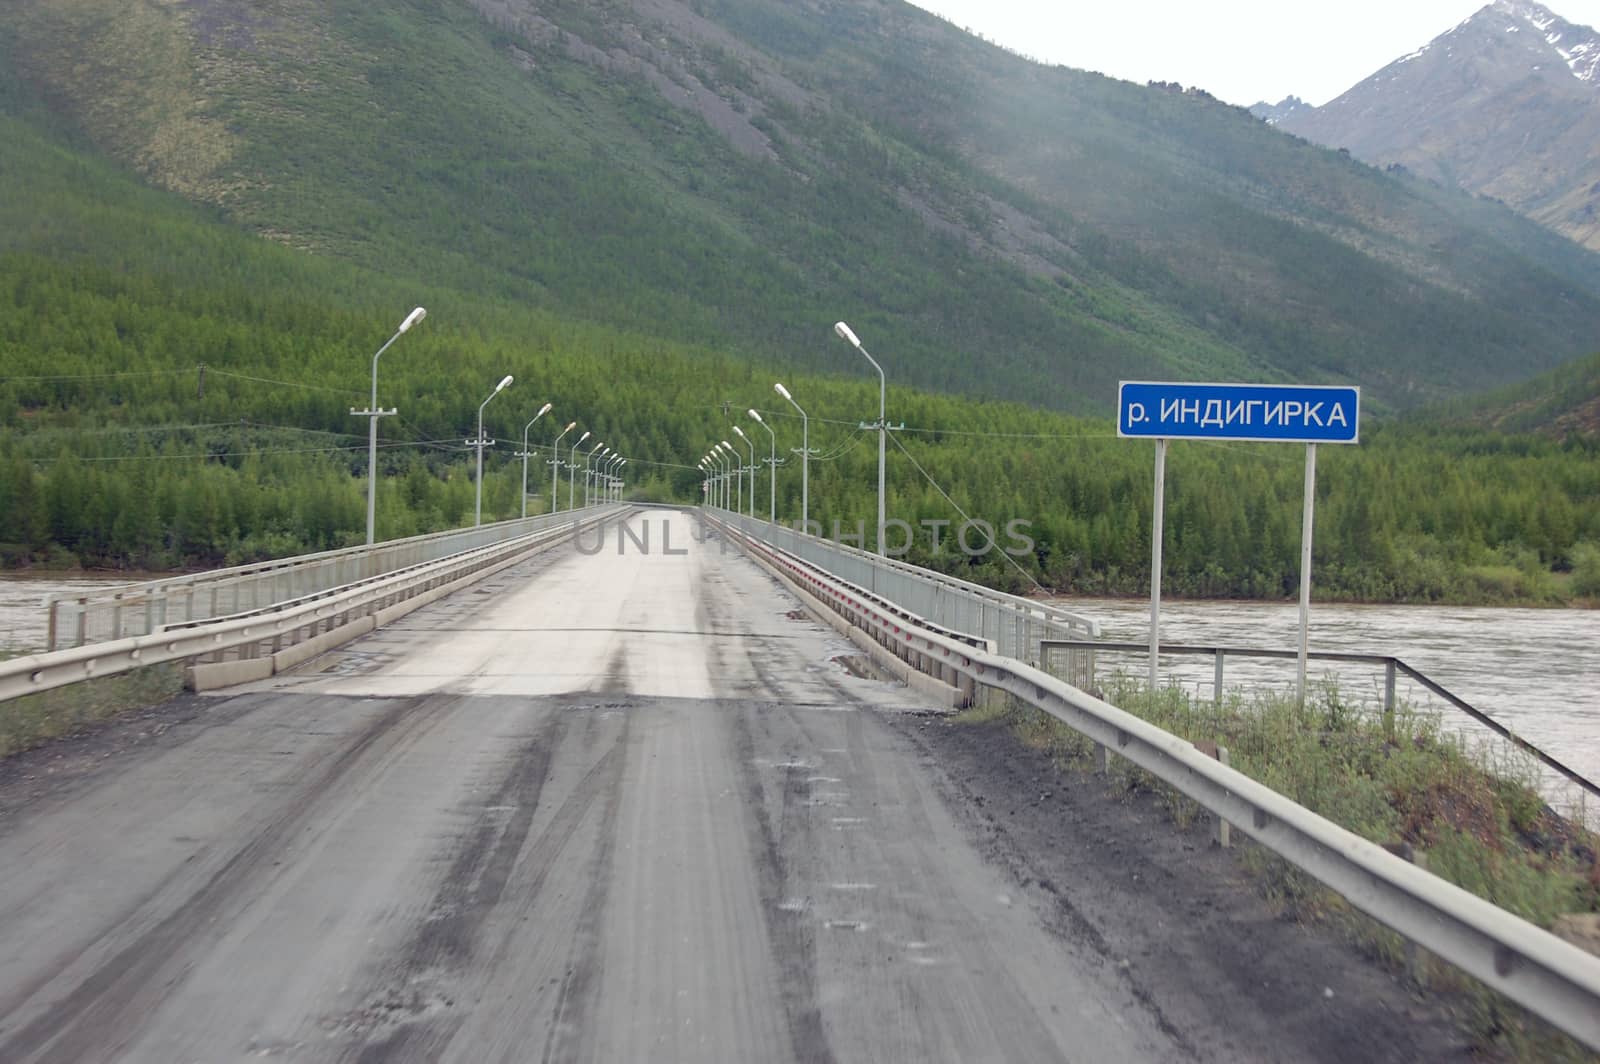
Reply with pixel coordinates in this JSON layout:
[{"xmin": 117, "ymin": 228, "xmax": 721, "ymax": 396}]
[
  {"xmin": 5, "ymin": 508, "xmax": 623, "ymax": 701},
  {"xmin": 45, "ymin": 506, "xmax": 606, "ymax": 650}
]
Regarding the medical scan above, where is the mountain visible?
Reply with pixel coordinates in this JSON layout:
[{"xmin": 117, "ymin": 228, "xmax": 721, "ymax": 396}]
[
  {"xmin": 1273, "ymin": 1, "xmax": 1600, "ymax": 252},
  {"xmin": 1249, "ymin": 95, "xmax": 1313, "ymax": 125},
  {"xmin": 4, "ymin": 0, "xmax": 1600, "ymax": 414},
  {"xmin": 1419, "ymin": 351, "xmax": 1600, "ymax": 436}
]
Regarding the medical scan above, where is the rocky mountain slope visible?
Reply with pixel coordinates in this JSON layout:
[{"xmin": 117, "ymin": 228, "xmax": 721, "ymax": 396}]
[{"xmin": 1264, "ymin": 1, "xmax": 1600, "ymax": 252}]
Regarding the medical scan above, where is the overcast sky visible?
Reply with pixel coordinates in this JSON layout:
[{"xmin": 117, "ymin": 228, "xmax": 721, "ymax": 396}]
[{"xmin": 906, "ymin": 0, "xmax": 1600, "ymax": 106}]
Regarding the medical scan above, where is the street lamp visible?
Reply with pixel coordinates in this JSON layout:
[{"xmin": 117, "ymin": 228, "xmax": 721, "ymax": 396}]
[
  {"xmin": 713, "ymin": 444, "xmax": 732, "ymax": 510},
  {"xmin": 774, "ymin": 383, "xmax": 809, "ymax": 532},
  {"xmin": 352, "ymin": 306, "xmax": 426, "ymax": 546},
  {"xmin": 469, "ymin": 374, "xmax": 514, "ymax": 527},
  {"xmin": 587, "ymin": 445, "xmax": 608, "ymax": 506},
  {"xmin": 585, "ymin": 438, "xmax": 601, "ymax": 508},
  {"xmin": 568, "ymin": 430, "xmax": 591, "ymax": 511},
  {"xmin": 517, "ymin": 402, "xmax": 553, "ymax": 519},
  {"xmin": 722, "ymin": 438, "xmax": 743, "ymax": 516},
  {"xmin": 732, "ymin": 426, "xmax": 757, "ymax": 520},
  {"xmin": 550, "ymin": 421, "xmax": 576, "ymax": 514},
  {"xmin": 613, "ymin": 457, "xmax": 627, "ymax": 502},
  {"xmin": 605, "ymin": 453, "xmax": 624, "ymax": 503},
  {"xmin": 834, "ymin": 320, "xmax": 886, "ymax": 556},
  {"xmin": 705, "ymin": 452, "xmax": 723, "ymax": 509},
  {"xmin": 748, "ymin": 409, "xmax": 776, "ymax": 524}
]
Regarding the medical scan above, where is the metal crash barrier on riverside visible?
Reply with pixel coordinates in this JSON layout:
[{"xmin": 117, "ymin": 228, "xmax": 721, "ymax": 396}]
[
  {"xmin": 44, "ymin": 505, "xmax": 610, "ymax": 650},
  {"xmin": 704, "ymin": 508, "xmax": 1600, "ymax": 1052}
]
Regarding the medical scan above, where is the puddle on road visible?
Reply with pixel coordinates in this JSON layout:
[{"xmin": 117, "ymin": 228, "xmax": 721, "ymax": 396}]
[{"xmin": 831, "ymin": 654, "xmax": 881, "ymax": 680}]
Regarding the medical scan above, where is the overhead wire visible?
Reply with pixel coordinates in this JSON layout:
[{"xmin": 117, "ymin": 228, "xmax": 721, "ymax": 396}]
[{"xmin": 888, "ymin": 430, "xmax": 1048, "ymax": 595}]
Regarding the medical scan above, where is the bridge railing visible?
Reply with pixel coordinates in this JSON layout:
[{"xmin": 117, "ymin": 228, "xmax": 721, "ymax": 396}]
[
  {"xmin": 45, "ymin": 505, "xmax": 611, "ymax": 650},
  {"xmin": 710, "ymin": 509, "xmax": 1100, "ymax": 685},
  {"xmin": 5, "ymin": 508, "xmax": 624, "ymax": 701},
  {"xmin": 705, "ymin": 510, "xmax": 1600, "ymax": 1052},
  {"xmin": 1047, "ymin": 639, "xmax": 1600, "ymax": 815}
]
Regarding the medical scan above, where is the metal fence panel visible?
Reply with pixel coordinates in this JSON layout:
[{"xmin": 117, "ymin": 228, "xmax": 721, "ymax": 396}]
[{"xmin": 46, "ymin": 505, "xmax": 616, "ymax": 649}]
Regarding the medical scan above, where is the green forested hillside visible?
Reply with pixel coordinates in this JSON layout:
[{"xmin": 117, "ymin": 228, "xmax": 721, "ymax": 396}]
[
  {"xmin": 2, "ymin": 93, "xmax": 1598, "ymax": 605},
  {"xmin": 4, "ymin": 0, "xmax": 1600, "ymax": 415},
  {"xmin": 1417, "ymin": 353, "xmax": 1600, "ymax": 439},
  {"xmin": 3, "ymin": 3, "xmax": 1599, "ymax": 604}
]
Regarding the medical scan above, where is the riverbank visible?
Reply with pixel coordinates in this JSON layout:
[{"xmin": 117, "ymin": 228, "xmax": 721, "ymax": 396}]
[{"xmin": 970, "ymin": 683, "xmax": 1599, "ymax": 1060}]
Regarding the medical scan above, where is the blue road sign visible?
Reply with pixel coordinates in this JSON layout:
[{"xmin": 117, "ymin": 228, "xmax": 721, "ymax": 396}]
[{"xmin": 1117, "ymin": 382, "xmax": 1360, "ymax": 444}]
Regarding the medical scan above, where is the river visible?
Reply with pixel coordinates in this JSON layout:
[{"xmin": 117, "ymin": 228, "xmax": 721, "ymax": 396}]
[
  {"xmin": 1061, "ymin": 597, "xmax": 1599, "ymax": 810},
  {"xmin": 0, "ymin": 574, "xmax": 139, "ymax": 656}
]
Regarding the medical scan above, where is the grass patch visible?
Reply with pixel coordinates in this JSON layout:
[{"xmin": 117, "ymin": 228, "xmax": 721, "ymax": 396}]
[
  {"xmin": 0, "ymin": 664, "xmax": 184, "ymax": 758},
  {"xmin": 991, "ymin": 672, "xmax": 1600, "ymax": 1061}
]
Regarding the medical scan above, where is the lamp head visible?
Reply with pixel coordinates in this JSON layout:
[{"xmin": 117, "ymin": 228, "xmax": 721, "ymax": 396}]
[
  {"xmin": 576, "ymin": 430, "xmax": 591, "ymax": 445},
  {"xmin": 495, "ymin": 374, "xmax": 514, "ymax": 393},
  {"xmin": 399, "ymin": 306, "xmax": 427, "ymax": 333},
  {"xmin": 833, "ymin": 320, "xmax": 860, "ymax": 348},
  {"xmin": 774, "ymin": 382, "xmax": 791, "ymax": 400},
  {"xmin": 748, "ymin": 408, "xmax": 763, "ymax": 423},
  {"xmin": 537, "ymin": 402, "xmax": 552, "ymax": 417},
  {"xmin": 733, "ymin": 426, "xmax": 747, "ymax": 440}
]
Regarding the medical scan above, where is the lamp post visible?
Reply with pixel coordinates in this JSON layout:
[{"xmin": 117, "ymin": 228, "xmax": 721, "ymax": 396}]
[
  {"xmin": 774, "ymin": 383, "xmax": 808, "ymax": 531},
  {"xmin": 733, "ymin": 426, "xmax": 756, "ymax": 520},
  {"xmin": 351, "ymin": 306, "xmax": 426, "ymax": 546},
  {"xmin": 713, "ymin": 444, "xmax": 732, "ymax": 510},
  {"xmin": 834, "ymin": 320, "xmax": 886, "ymax": 556},
  {"xmin": 606, "ymin": 453, "xmax": 624, "ymax": 502},
  {"xmin": 588, "ymin": 445, "xmax": 609, "ymax": 506},
  {"xmin": 748, "ymin": 409, "xmax": 776, "ymax": 524},
  {"xmin": 550, "ymin": 421, "xmax": 576, "ymax": 514},
  {"xmin": 698, "ymin": 459, "xmax": 709, "ymax": 504},
  {"xmin": 469, "ymin": 374, "xmax": 514, "ymax": 527},
  {"xmin": 585, "ymin": 447, "xmax": 603, "ymax": 506},
  {"xmin": 705, "ymin": 452, "xmax": 722, "ymax": 509},
  {"xmin": 568, "ymin": 430, "xmax": 591, "ymax": 512},
  {"xmin": 517, "ymin": 402, "xmax": 553, "ymax": 519},
  {"xmin": 723, "ymin": 438, "xmax": 743, "ymax": 516}
]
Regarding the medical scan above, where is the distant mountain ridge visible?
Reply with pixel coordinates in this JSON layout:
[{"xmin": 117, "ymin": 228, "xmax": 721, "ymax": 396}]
[
  {"xmin": 4, "ymin": 0, "xmax": 1600, "ymax": 412},
  {"xmin": 1263, "ymin": 1, "xmax": 1600, "ymax": 251},
  {"xmin": 1249, "ymin": 95, "xmax": 1312, "ymax": 126}
]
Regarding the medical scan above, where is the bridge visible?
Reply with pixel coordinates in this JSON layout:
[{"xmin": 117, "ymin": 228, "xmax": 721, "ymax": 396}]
[{"xmin": 0, "ymin": 506, "xmax": 1597, "ymax": 1061}]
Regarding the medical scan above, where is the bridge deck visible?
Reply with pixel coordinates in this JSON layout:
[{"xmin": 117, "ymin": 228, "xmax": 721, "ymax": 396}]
[{"xmin": 0, "ymin": 511, "xmax": 1452, "ymax": 1062}]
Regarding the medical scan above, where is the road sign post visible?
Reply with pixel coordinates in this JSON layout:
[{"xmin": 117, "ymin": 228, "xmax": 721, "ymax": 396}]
[{"xmin": 1118, "ymin": 382, "xmax": 1360, "ymax": 706}]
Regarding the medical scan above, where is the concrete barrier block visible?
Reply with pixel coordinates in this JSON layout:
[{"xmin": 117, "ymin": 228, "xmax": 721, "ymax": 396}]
[
  {"xmin": 272, "ymin": 615, "xmax": 376, "ymax": 673},
  {"xmin": 185, "ymin": 657, "xmax": 273, "ymax": 692}
]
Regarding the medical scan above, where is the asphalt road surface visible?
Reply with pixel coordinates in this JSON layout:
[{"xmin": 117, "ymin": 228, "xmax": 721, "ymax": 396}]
[{"xmin": 0, "ymin": 510, "xmax": 1442, "ymax": 1062}]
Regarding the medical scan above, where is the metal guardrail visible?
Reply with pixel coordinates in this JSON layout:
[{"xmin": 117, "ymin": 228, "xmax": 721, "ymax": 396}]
[
  {"xmin": 4, "ymin": 509, "xmax": 625, "ymax": 702},
  {"xmin": 44, "ymin": 505, "xmax": 608, "ymax": 650},
  {"xmin": 712, "ymin": 509, "xmax": 1100, "ymax": 686},
  {"xmin": 711, "ymin": 511, "xmax": 1600, "ymax": 1051},
  {"xmin": 1044, "ymin": 639, "xmax": 1600, "ymax": 806}
]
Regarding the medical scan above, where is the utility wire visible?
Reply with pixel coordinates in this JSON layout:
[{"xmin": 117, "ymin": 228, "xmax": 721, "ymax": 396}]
[
  {"xmin": 31, "ymin": 438, "xmax": 465, "ymax": 465},
  {"xmin": 0, "ymin": 368, "xmax": 191, "ymax": 383},
  {"xmin": 204, "ymin": 367, "xmax": 364, "ymax": 397},
  {"xmin": 888, "ymin": 430, "xmax": 1048, "ymax": 595}
]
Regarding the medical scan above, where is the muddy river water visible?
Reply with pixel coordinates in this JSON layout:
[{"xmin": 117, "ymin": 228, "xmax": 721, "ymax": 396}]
[{"xmin": 1065, "ymin": 597, "xmax": 1599, "ymax": 807}]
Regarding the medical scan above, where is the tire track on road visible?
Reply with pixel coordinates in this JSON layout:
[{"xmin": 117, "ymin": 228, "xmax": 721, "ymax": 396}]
[
  {"xmin": 0, "ymin": 691, "xmax": 461, "ymax": 1064},
  {"xmin": 346, "ymin": 701, "xmax": 630, "ymax": 1062}
]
